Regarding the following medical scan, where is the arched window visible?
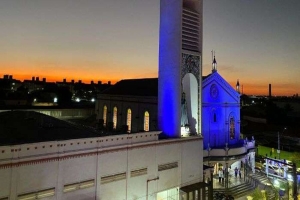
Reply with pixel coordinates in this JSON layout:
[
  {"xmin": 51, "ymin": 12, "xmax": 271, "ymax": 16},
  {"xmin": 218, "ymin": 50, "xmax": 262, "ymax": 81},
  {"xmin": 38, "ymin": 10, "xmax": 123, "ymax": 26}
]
[
  {"xmin": 211, "ymin": 109, "xmax": 217, "ymax": 123},
  {"xmin": 144, "ymin": 111, "xmax": 150, "ymax": 131},
  {"xmin": 113, "ymin": 106, "xmax": 117, "ymax": 129},
  {"xmin": 229, "ymin": 116, "xmax": 235, "ymax": 139},
  {"xmin": 103, "ymin": 105, "xmax": 107, "ymax": 126},
  {"xmin": 127, "ymin": 108, "xmax": 132, "ymax": 133}
]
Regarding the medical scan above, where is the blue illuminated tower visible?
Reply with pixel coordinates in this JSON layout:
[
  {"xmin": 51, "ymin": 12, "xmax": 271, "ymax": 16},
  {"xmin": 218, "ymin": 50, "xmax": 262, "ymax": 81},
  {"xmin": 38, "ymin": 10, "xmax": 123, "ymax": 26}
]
[{"xmin": 158, "ymin": 0, "xmax": 203, "ymax": 138}]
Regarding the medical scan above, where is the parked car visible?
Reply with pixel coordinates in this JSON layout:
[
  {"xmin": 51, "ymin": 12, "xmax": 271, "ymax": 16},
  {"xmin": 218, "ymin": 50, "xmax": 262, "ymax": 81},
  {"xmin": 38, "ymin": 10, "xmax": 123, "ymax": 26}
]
[
  {"xmin": 261, "ymin": 163, "xmax": 282, "ymax": 176},
  {"xmin": 284, "ymin": 166, "xmax": 300, "ymax": 181}
]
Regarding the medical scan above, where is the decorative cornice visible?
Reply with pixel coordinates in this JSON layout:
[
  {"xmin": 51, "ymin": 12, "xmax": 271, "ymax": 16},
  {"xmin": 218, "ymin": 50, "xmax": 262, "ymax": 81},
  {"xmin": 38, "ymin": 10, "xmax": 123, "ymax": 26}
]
[{"xmin": 0, "ymin": 137, "xmax": 202, "ymax": 169}]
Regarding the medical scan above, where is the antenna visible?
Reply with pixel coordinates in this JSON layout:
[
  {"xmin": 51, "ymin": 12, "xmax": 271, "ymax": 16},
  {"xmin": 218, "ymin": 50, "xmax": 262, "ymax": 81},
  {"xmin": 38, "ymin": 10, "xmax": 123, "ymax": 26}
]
[
  {"xmin": 242, "ymin": 85, "xmax": 244, "ymax": 95},
  {"xmin": 211, "ymin": 50, "xmax": 213, "ymax": 63}
]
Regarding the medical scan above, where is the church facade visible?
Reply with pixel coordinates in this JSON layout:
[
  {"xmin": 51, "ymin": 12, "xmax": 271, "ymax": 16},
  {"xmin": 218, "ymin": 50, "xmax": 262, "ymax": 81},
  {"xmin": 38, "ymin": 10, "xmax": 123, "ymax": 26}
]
[{"xmin": 202, "ymin": 68, "xmax": 241, "ymax": 149}]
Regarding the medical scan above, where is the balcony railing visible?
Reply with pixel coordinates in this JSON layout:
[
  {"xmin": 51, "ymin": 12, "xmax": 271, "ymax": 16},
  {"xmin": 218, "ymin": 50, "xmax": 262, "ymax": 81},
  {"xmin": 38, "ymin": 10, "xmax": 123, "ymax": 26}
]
[{"xmin": 203, "ymin": 139, "xmax": 256, "ymax": 158}]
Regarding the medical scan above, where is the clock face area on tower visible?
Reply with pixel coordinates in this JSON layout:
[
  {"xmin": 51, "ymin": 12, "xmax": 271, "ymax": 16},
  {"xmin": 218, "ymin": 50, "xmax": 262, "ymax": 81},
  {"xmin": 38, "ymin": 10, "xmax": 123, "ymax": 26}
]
[{"xmin": 210, "ymin": 84, "xmax": 219, "ymax": 99}]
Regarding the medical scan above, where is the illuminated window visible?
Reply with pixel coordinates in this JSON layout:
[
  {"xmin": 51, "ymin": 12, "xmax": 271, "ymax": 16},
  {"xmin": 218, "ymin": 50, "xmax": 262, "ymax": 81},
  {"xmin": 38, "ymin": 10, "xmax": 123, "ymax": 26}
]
[
  {"xmin": 127, "ymin": 108, "xmax": 132, "ymax": 132},
  {"xmin": 113, "ymin": 107, "xmax": 117, "ymax": 129},
  {"xmin": 103, "ymin": 105, "xmax": 107, "ymax": 126},
  {"xmin": 144, "ymin": 111, "xmax": 149, "ymax": 131},
  {"xmin": 229, "ymin": 116, "xmax": 235, "ymax": 139}
]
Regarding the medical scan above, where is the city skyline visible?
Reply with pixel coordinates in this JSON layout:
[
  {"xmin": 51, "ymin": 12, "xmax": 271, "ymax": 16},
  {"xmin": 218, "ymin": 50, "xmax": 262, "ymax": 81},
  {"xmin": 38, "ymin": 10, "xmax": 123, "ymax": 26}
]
[{"xmin": 0, "ymin": 0, "xmax": 299, "ymax": 96}]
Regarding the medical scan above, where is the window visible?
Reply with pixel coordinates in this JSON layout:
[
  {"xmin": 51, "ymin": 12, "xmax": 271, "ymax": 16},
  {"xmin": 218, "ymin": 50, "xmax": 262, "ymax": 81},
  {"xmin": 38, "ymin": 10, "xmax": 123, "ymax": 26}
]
[
  {"xmin": 101, "ymin": 172, "xmax": 126, "ymax": 184},
  {"xmin": 130, "ymin": 168, "xmax": 147, "ymax": 177},
  {"xmin": 229, "ymin": 116, "xmax": 235, "ymax": 139},
  {"xmin": 158, "ymin": 162, "xmax": 178, "ymax": 171},
  {"xmin": 211, "ymin": 109, "xmax": 217, "ymax": 123},
  {"xmin": 103, "ymin": 105, "xmax": 107, "ymax": 126},
  {"xmin": 127, "ymin": 108, "xmax": 132, "ymax": 133},
  {"xmin": 144, "ymin": 111, "xmax": 149, "ymax": 131},
  {"xmin": 63, "ymin": 179, "xmax": 95, "ymax": 193},
  {"xmin": 18, "ymin": 188, "xmax": 55, "ymax": 200},
  {"xmin": 113, "ymin": 107, "xmax": 117, "ymax": 129}
]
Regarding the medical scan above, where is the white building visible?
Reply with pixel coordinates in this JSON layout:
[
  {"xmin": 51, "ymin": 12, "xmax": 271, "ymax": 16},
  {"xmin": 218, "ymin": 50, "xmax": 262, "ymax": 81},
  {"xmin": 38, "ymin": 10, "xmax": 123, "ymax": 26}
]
[{"xmin": 0, "ymin": 111, "xmax": 205, "ymax": 200}]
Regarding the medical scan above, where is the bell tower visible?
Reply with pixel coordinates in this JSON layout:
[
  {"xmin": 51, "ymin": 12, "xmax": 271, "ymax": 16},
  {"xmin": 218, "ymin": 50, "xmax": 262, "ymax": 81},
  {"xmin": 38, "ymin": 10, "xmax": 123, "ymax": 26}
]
[{"xmin": 158, "ymin": 0, "xmax": 203, "ymax": 138}]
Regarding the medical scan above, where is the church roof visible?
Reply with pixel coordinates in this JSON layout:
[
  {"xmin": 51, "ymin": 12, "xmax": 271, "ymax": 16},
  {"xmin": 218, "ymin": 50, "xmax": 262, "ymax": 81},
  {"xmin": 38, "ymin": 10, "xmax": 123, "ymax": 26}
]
[
  {"xmin": 101, "ymin": 76, "xmax": 210, "ymax": 97},
  {"xmin": 202, "ymin": 71, "xmax": 240, "ymax": 101},
  {"xmin": 101, "ymin": 78, "xmax": 158, "ymax": 97},
  {"xmin": 0, "ymin": 111, "xmax": 99, "ymax": 146}
]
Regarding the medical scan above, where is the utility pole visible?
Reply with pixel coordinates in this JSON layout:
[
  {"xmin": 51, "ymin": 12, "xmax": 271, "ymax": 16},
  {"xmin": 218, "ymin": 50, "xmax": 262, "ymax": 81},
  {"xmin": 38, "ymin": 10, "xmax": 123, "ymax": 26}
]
[
  {"xmin": 292, "ymin": 163, "xmax": 297, "ymax": 200},
  {"xmin": 278, "ymin": 128, "xmax": 287, "ymax": 159},
  {"xmin": 277, "ymin": 131, "xmax": 280, "ymax": 159}
]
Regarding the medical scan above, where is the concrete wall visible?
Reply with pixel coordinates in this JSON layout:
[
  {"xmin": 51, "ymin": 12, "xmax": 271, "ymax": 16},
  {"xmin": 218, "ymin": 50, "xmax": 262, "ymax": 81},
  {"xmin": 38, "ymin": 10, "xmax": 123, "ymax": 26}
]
[{"xmin": 0, "ymin": 132, "xmax": 203, "ymax": 200}]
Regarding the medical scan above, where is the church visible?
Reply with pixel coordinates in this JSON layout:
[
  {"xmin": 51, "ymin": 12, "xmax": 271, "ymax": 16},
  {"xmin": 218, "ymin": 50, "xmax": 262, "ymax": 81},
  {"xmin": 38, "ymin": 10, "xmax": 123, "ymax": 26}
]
[
  {"xmin": 96, "ymin": 55, "xmax": 256, "ymax": 181},
  {"xmin": 0, "ymin": 0, "xmax": 256, "ymax": 199}
]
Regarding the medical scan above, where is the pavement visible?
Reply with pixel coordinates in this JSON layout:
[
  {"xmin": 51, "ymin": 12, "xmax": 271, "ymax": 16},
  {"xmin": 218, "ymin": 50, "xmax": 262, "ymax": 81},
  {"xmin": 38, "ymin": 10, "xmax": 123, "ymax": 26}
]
[{"xmin": 212, "ymin": 169, "xmax": 259, "ymax": 200}]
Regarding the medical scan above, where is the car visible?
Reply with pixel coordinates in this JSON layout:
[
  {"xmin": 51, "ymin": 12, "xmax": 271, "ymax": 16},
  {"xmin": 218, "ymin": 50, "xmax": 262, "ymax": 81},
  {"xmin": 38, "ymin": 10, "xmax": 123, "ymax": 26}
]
[
  {"xmin": 283, "ymin": 166, "xmax": 300, "ymax": 181},
  {"xmin": 283, "ymin": 159, "xmax": 293, "ymax": 166},
  {"xmin": 261, "ymin": 163, "xmax": 283, "ymax": 176}
]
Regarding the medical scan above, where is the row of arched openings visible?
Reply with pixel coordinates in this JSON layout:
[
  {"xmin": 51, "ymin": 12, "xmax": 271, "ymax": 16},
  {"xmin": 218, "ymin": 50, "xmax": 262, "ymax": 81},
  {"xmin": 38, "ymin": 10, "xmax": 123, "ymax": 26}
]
[{"xmin": 103, "ymin": 106, "xmax": 150, "ymax": 132}]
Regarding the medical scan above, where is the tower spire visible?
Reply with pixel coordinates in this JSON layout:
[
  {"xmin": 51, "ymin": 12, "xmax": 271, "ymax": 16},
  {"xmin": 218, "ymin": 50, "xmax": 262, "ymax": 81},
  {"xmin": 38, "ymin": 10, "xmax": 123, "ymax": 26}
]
[
  {"xmin": 212, "ymin": 51, "xmax": 217, "ymax": 72},
  {"xmin": 236, "ymin": 79, "xmax": 240, "ymax": 93}
]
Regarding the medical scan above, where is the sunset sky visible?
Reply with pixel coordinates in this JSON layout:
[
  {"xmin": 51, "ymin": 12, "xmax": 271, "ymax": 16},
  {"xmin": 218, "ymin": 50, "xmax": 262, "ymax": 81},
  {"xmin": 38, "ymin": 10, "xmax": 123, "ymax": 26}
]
[{"xmin": 0, "ymin": 0, "xmax": 299, "ymax": 96}]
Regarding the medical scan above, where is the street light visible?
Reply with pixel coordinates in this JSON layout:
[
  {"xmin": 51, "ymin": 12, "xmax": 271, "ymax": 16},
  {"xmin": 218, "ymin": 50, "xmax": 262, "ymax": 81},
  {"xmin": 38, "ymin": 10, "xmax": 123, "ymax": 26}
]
[{"xmin": 277, "ymin": 127, "xmax": 287, "ymax": 159}]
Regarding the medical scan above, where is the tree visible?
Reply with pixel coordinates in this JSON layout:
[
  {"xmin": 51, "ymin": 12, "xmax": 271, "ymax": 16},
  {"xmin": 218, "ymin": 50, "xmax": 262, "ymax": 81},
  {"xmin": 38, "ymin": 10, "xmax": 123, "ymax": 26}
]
[{"xmin": 249, "ymin": 188, "xmax": 264, "ymax": 200}]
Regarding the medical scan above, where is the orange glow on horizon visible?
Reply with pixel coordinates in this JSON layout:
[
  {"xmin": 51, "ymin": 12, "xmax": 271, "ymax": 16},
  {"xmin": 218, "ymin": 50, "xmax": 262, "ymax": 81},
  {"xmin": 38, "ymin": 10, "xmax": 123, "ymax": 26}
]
[
  {"xmin": 2, "ymin": 73, "xmax": 159, "ymax": 85},
  {"xmin": 1, "ymin": 74, "xmax": 297, "ymax": 97},
  {"xmin": 0, "ymin": 61, "xmax": 158, "ymax": 85},
  {"xmin": 228, "ymin": 81, "xmax": 299, "ymax": 96},
  {"xmin": 6, "ymin": 74, "xmax": 120, "ymax": 85}
]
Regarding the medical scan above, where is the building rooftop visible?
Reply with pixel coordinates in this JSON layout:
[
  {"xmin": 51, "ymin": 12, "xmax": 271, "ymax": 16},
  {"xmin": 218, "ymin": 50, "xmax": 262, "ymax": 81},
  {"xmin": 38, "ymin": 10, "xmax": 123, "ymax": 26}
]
[
  {"xmin": 0, "ymin": 111, "xmax": 100, "ymax": 146},
  {"xmin": 101, "ymin": 76, "xmax": 209, "ymax": 97},
  {"xmin": 101, "ymin": 78, "xmax": 158, "ymax": 97}
]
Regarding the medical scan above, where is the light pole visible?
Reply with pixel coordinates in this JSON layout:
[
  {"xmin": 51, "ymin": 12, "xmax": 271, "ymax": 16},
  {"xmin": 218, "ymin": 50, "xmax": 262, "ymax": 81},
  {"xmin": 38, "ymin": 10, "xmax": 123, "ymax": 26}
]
[{"xmin": 277, "ymin": 127, "xmax": 287, "ymax": 159}]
